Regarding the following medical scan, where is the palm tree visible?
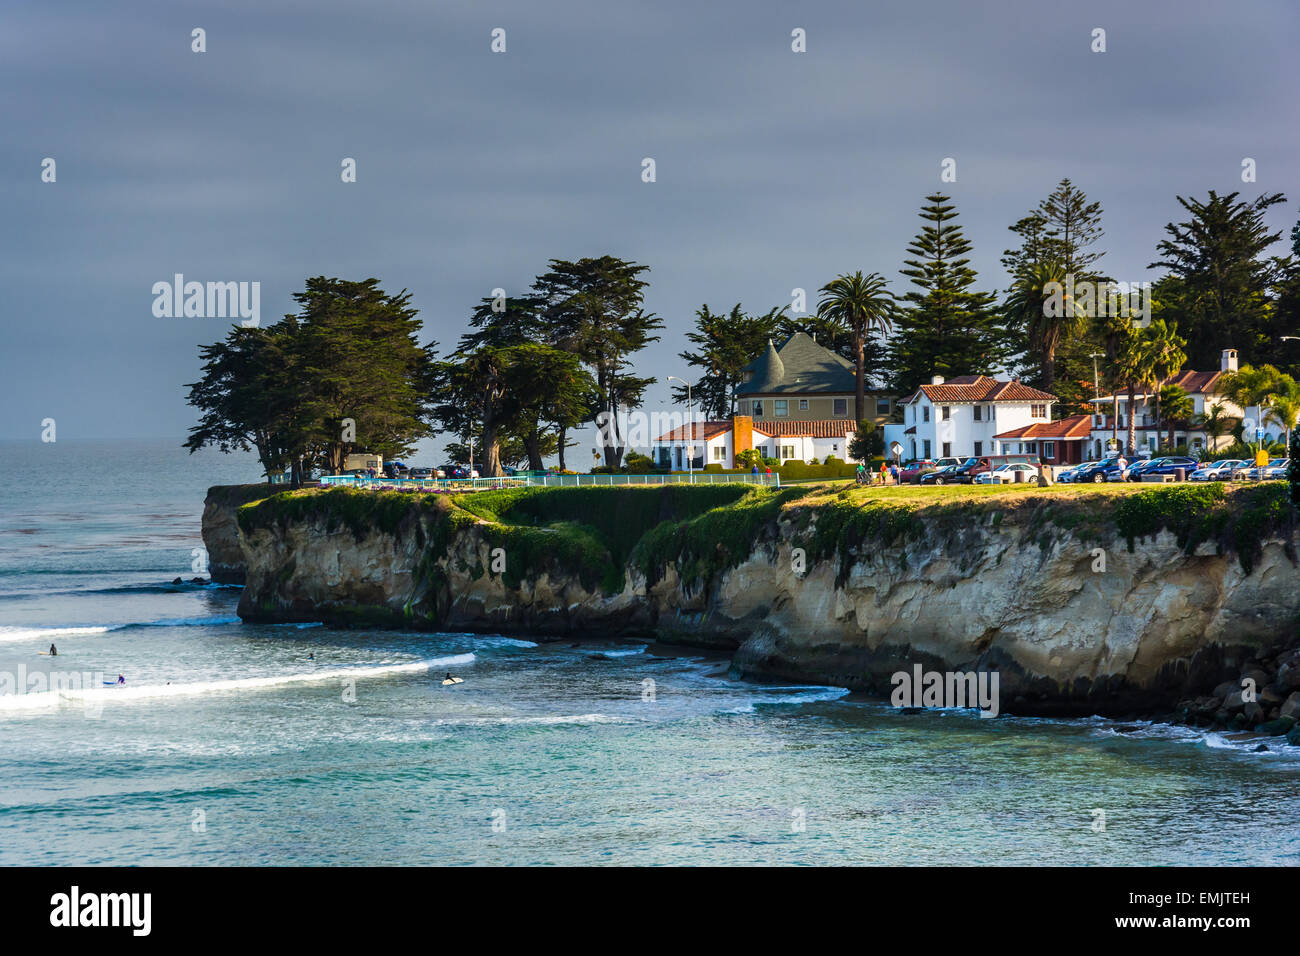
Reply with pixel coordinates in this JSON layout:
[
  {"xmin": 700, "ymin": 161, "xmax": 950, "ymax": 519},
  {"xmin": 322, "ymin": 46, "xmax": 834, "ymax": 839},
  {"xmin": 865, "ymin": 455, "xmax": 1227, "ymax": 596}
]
[
  {"xmin": 1220, "ymin": 363, "xmax": 1284, "ymax": 455},
  {"xmin": 1157, "ymin": 384, "xmax": 1195, "ymax": 449},
  {"xmin": 1265, "ymin": 375, "xmax": 1300, "ymax": 454},
  {"xmin": 1004, "ymin": 262, "xmax": 1085, "ymax": 391},
  {"xmin": 1142, "ymin": 318, "xmax": 1187, "ymax": 448},
  {"xmin": 1114, "ymin": 328, "xmax": 1158, "ymax": 456},
  {"xmin": 1199, "ymin": 402, "xmax": 1229, "ymax": 453},
  {"xmin": 817, "ymin": 271, "xmax": 894, "ymax": 422}
]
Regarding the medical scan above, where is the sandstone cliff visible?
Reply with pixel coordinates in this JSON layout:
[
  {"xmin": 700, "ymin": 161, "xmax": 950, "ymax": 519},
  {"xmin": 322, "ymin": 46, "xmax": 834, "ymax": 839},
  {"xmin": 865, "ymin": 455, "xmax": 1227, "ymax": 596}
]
[{"xmin": 215, "ymin": 482, "xmax": 1300, "ymax": 716}]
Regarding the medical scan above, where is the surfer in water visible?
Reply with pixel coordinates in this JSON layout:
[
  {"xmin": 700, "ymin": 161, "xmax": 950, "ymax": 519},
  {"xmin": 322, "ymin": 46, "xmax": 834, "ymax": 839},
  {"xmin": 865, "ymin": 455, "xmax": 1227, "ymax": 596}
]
[
  {"xmin": 48, "ymin": 643, "xmax": 57, "ymax": 657},
  {"xmin": 444, "ymin": 672, "xmax": 457, "ymax": 683},
  {"xmin": 116, "ymin": 674, "xmax": 125, "ymax": 685}
]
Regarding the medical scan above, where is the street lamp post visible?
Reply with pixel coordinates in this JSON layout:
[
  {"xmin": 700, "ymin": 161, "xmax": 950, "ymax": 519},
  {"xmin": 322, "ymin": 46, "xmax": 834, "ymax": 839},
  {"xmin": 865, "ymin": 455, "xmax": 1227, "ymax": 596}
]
[
  {"xmin": 667, "ymin": 375, "xmax": 694, "ymax": 479},
  {"xmin": 1088, "ymin": 352, "xmax": 1105, "ymax": 458}
]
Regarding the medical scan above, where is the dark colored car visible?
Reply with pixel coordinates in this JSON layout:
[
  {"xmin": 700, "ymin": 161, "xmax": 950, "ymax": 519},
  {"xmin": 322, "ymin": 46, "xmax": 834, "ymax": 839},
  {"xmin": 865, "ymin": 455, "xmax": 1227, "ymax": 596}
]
[
  {"xmin": 919, "ymin": 457, "xmax": 980, "ymax": 485},
  {"xmin": 409, "ymin": 467, "xmax": 434, "ymax": 479},
  {"xmin": 1074, "ymin": 458, "xmax": 1128, "ymax": 483},
  {"xmin": 1128, "ymin": 456, "xmax": 1197, "ymax": 481}
]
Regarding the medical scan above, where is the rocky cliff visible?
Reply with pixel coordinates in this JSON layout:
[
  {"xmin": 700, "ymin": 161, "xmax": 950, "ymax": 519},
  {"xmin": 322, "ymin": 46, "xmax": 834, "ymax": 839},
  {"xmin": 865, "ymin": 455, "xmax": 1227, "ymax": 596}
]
[
  {"xmin": 202, "ymin": 484, "xmax": 272, "ymax": 583},
  {"xmin": 216, "ymin": 482, "xmax": 1300, "ymax": 718}
]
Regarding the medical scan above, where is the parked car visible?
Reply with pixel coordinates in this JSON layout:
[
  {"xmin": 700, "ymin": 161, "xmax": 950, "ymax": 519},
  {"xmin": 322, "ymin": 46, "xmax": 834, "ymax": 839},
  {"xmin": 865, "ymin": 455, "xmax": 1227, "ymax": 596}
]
[
  {"xmin": 973, "ymin": 462, "xmax": 1040, "ymax": 484},
  {"xmin": 1122, "ymin": 456, "xmax": 1197, "ymax": 481},
  {"xmin": 932, "ymin": 457, "xmax": 964, "ymax": 470},
  {"xmin": 441, "ymin": 464, "xmax": 469, "ymax": 479},
  {"xmin": 1074, "ymin": 458, "xmax": 1128, "ymax": 483},
  {"xmin": 899, "ymin": 460, "xmax": 936, "ymax": 483},
  {"xmin": 1057, "ymin": 461, "xmax": 1097, "ymax": 483},
  {"xmin": 1239, "ymin": 458, "xmax": 1289, "ymax": 480},
  {"xmin": 919, "ymin": 457, "xmax": 981, "ymax": 485},
  {"xmin": 1188, "ymin": 459, "xmax": 1246, "ymax": 482},
  {"xmin": 409, "ymin": 467, "xmax": 434, "ymax": 479}
]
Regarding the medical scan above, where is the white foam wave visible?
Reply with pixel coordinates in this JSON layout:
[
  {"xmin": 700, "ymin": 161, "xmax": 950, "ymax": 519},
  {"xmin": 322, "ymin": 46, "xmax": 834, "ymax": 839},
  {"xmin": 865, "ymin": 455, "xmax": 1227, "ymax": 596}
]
[
  {"xmin": 0, "ymin": 654, "xmax": 474, "ymax": 713},
  {"xmin": 0, "ymin": 626, "xmax": 111, "ymax": 644},
  {"xmin": 433, "ymin": 713, "xmax": 626, "ymax": 726}
]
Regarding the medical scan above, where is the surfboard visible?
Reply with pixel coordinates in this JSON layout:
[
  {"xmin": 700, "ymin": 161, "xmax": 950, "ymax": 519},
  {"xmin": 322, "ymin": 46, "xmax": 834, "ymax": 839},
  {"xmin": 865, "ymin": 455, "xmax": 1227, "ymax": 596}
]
[
  {"xmin": 38, "ymin": 652, "xmax": 54, "ymax": 656},
  {"xmin": 441, "ymin": 677, "xmax": 464, "ymax": 685}
]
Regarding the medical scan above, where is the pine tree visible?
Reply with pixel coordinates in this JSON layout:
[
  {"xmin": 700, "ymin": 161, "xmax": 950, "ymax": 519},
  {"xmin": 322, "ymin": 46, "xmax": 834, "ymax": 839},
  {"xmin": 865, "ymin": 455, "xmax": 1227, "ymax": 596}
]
[{"xmin": 889, "ymin": 194, "xmax": 1004, "ymax": 393}]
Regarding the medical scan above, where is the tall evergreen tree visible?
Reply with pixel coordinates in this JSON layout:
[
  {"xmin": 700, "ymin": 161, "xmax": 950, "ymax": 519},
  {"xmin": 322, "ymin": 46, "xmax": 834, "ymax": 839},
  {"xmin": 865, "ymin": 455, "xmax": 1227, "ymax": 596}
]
[
  {"xmin": 675, "ymin": 304, "xmax": 785, "ymax": 420},
  {"xmin": 1149, "ymin": 190, "xmax": 1288, "ymax": 369},
  {"xmin": 889, "ymin": 194, "xmax": 1003, "ymax": 393},
  {"xmin": 533, "ymin": 256, "xmax": 663, "ymax": 468}
]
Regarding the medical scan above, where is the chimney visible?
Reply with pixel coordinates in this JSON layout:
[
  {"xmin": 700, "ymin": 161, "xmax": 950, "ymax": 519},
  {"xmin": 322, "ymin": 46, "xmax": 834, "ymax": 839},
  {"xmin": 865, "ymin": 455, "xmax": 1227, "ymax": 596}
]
[
  {"xmin": 732, "ymin": 415, "xmax": 753, "ymax": 467},
  {"xmin": 1221, "ymin": 348, "xmax": 1238, "ymax": 372},
  {"xmin": 931, "ymin": 375, "xmax": 945, "ymax": 385}
]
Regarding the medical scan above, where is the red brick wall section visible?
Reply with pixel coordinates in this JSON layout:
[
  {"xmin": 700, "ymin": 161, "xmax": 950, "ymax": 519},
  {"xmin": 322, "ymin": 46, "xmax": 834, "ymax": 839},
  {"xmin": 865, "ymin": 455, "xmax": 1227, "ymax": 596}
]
[{"xmin": 732, "ymin": 416, "xmax": 753, "ymax": 466}]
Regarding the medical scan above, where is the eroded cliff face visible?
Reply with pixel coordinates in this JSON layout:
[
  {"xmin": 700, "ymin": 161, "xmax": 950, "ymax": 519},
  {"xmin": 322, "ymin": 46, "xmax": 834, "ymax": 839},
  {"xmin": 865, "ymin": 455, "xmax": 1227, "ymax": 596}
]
[
  {"xmin": 226, "ymin": 486, "xmax": 1300, "ymax": 716},
  {"xmin": 710, "ymin": 513, "xmax": 1300, "ymax": 715},
  {"xmin": 202, "ymin": 485, "xmax": 271, "ymax": 584}
]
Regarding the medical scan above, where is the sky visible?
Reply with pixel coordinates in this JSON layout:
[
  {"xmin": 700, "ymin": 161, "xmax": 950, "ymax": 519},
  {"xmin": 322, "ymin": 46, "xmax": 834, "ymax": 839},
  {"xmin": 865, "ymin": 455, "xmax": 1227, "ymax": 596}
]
[{"xmin": 2, "ymin": 0, "xmax": 1298, "ymax": 465}]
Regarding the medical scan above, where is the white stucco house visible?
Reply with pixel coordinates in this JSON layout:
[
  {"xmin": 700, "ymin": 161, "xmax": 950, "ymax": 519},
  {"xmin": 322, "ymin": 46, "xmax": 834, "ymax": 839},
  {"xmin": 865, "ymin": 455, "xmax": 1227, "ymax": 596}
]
[
  {"xmin": 899, "ymin": 375, "xmax": 1068, "ymax": 462},
  {"xmin": 1086, "ymin": 349, "xmax": 1250, "ymax": 457},
  {"xmin": 649, "ymin": 415, "xmax": 858, "ymax": 469}
]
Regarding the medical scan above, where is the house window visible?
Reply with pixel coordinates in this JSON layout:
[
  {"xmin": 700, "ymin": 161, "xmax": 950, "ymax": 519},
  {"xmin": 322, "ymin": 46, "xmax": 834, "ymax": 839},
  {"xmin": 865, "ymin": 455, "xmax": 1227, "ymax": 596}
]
[
  {"xmin": 923, "ymin": 406, "xmax": 930, "ymax": 423},
  {"xmin": 941, "ymin": 406, "xmax": 951, "ymax": 420},
  {"xmin": 799, "ymin": 399, "xmax": 809, "ymax": 411},
  {"xmin": 712, "ymin": 446, "xmax": 725, "ymax": 461},
  {"xmin": 752, "ymin": 400, "xmax": 764, "ymax": 417},
  {"xmin": 1042, "ymin": 441, "xmax": 1055, "ymax": 459},
  {"xmin": 780, "ymin": 445, "xmax": 795, "ymax": 459},
  {"xmin": 876, "ymin": 398, "xmax": 890, "ymax": 416},
  {"xmin": 974, "ymin": 441, "xmax": 982, "ymax": 455},
  {"xmin": 833, "ymin": 398, "xmax": 847, "ymax": 417},
  {"xmin": 973, "ymin": 405, "xmax": 982, "ymax": 421},
  {"xmin": 942, "ymin": 442, "xmax": 951, "ymax": 457},
  {"xmin": 1031, "ymin": 404, "xmax": 1047, "ymax": 418},
  {"xmin": 923, "ymin": 440, "xmax": 932, "ymax": 458},
  {"xmin": 774, "ymin": 399, "xmax": 788, "ymax": 416}
]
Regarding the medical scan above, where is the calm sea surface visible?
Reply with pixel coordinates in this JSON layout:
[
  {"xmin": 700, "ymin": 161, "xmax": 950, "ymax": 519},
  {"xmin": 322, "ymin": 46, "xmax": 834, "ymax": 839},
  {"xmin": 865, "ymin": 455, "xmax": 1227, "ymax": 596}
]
[{"xmin": 0, "ymin": 439, "xmax": 1297, "ymax": 865}]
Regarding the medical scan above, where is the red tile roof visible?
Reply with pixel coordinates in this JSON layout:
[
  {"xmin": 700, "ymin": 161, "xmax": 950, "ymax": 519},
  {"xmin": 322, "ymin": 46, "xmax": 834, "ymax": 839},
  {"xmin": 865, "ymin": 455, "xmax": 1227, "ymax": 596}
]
[
  {"xmin": 994, "ymin": 414, "xmax": 1093, "ymax": 441},
  {"xmin": 754, "ymin": 419, "xmax": 857, "ymax": 438},
  {"xmin": 903, "ymin": 376, "xmax": 1057, "ymax": 404},
  {"xmin": 654, "ymin": 421, "xmax": 732, "ymax": 441},
  {"xmin": 653, "ymin": 419, "xmax": 859, "ymax": 441},
  {"xmin": 1163, "ymin": 370, "xmax": 1223, "ymax": 395}
]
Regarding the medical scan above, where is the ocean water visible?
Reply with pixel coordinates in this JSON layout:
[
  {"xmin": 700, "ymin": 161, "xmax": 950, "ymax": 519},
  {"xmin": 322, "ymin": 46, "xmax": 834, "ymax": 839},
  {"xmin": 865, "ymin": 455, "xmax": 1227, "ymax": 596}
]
[{"xmin": 1, "ymin": 439, "xmax": 1298, "ymax": 866}]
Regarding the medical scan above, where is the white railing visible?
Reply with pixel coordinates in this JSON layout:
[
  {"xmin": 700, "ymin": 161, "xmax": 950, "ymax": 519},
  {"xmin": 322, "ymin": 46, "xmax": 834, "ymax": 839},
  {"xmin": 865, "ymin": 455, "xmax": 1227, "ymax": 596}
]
[{"xmin": 317, "ymin": 472, "xmax": 780, "ymax": 491}]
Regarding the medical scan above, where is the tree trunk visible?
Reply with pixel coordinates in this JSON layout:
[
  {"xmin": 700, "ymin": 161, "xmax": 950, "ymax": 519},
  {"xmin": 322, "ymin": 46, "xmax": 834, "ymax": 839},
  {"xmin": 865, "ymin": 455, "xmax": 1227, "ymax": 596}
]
[
  {"xmin": 1041, "ymin": 349, "xmax": 1055, "ymax": 391},
  {"xmin": 557, "ymin": 425, "xmax": 567, "ymax": 471},
  {"xmin": 524, "ymin": 426, "xmax": 544, "ymax": 472},
  {"xmin": 481, "ymin": 422, "xmax": 503, "ymax": 477},
  {"xmin": 853, "ymin": 329, "xmax": 866, "ymax": 422}
]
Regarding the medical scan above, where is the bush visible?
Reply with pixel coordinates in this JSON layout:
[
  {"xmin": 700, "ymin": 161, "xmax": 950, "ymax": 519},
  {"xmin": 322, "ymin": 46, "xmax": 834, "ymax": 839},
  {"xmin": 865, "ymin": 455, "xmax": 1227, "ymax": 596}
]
[
  {"xmin": 625, "ymin": 452, "xmax": 655, "ymax": 474},
  {"xmin": 703, "ymin": 463, "xmax": 724, "ymax": 472},
  {"xmin": 734, "ymin": 448, "xmax": 761, "ymax": 470}
]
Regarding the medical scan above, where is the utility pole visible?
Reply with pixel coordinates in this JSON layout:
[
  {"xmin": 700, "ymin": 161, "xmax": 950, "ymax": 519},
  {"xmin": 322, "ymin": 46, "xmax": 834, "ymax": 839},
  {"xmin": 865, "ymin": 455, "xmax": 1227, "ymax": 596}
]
[
  {"xmin": 1089, "ymin": 352, "xmax": 1105, "ymax": 457},
  {"xmin": 668, "ymin": 375, "xmax": 694, "ymax": 479}
]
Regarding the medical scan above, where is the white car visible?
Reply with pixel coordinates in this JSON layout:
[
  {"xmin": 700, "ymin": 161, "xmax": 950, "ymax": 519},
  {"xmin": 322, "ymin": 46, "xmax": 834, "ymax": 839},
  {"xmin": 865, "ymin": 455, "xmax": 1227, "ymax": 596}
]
[
  {"xmin": 974, "ymin": 462, "xmax": 1039, "ymax": 484},
  {"xmin": 1189, "ymin": 459, "xmax": 1246, "ymax": 481},
  {"xmin": 1263, "ymin": 459, "xmax": 1290, "ymax": 479}
]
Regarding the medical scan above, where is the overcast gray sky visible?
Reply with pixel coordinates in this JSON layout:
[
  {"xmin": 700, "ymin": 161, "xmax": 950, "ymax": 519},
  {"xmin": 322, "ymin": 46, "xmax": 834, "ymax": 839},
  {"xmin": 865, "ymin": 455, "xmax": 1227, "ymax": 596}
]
[{"xmin": 3, "ymin": 0, "xmax": 1297, "ymax": 461}]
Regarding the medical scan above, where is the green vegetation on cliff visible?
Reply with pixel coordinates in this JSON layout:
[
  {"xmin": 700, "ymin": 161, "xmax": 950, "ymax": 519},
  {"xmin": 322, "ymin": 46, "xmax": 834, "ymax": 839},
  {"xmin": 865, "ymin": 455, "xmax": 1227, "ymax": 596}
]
[{"xmin": 236, "ymin": 481, "xmax": 1297, "ymax": 619}]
